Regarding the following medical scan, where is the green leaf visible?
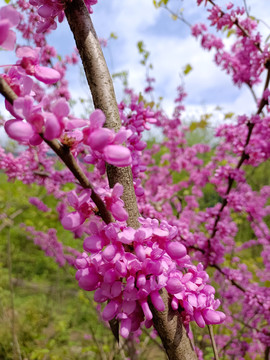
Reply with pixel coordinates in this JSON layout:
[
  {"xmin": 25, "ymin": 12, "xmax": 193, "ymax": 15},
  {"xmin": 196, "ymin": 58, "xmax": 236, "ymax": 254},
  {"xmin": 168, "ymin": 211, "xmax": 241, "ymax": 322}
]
[
  {"xmin": 224, "ymin": 112, "xmax": 234, "ymax": 119},
  {"xmin": 110, "ymin": 32, "xmax": 118, "ymax": 39},
  {"xmin": 183, "ymin": 64, "xmax": 193, "ymax": 75},
  {"xmin": 189, "ymin": 117, "xmax": 208, "ymax": 132},
  {"xmin": 227, "ymin": 29, "xmax": 236, "ymax": 38},
  {"xmin": 137, "ymin": 41, "xmax": 144, "ymax": 53},
  {"xmin": 153, "ymin": 0, "xmax": 159, "ymax": 8},
  {"xmin": 189, "ymin": 122, "xmax": 198, "ymax": 131},
  {"xmin": 138, "ymin": 93, "xmax": 144, "ymax": 104}
]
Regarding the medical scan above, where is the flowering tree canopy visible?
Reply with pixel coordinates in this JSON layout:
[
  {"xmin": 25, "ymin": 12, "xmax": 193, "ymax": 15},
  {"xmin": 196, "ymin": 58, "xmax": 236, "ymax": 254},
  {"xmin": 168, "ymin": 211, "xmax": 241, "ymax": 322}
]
[{"xmin": 0, "ymin": 0, "xmax": 270, "ymax": 359}]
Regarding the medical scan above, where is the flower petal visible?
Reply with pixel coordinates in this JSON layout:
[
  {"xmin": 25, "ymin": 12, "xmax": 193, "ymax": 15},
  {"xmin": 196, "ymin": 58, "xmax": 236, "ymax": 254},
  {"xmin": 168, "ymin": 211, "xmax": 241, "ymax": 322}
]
[
  {"xmin": 5, "ymin": 120, "xmax": 34, "ymax": 142},
  {"xmin": 103, "ymin": 145, "xmax": 132, "ymax": 167},
  {"xmin": 34, "ymin": 65, "xmax": 60, "ymax": 84}
]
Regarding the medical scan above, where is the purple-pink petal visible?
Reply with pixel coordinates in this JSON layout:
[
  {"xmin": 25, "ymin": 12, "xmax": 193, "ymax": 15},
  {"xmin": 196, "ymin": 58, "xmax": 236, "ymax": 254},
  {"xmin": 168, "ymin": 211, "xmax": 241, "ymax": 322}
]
[
  {"xmin": 89, "ymin": 109, "xmax": 106, "ymax": 129},
  {"xmin": 5, "ymin": 120, "xmax": 34, "ymax": 142},
  {"xmin": 61, "ymin": 211, "xmax": 84, "ymax": 230},
  {"xmin": 0, "ymin": 28, "xmax": 16, "ymax": 50},
  {"xmin": 202, "ymin": 308, "xmax": 223, "ymax": 325},
  {"xmin": 88, "ymin": 128, "xmax": 114, "ymax": 151},
  {"xmin": 44, "ymin": 114, "xmax": 62, "ymax": 140},
  {"xmin": 78, "ymin": 267, "xmax": 100, "ymax": 291},
  {"xmin": 166, "ymin": 277, "xmax": 184, "ymax": 294},
  {"xmin": 83, "ymin": 234, "xmax": 104, "ymax": 253},
  {"xmin": 166, "ymin": 242, "xmax": 187, "ymax": 260},
  {"xmin": 0, "ymin": 19, "xmax": 9, "ymax": 45},
  {"xmin": 102, "ymin": 300, "xmax": 119, "ymax": 321},
  {"xmin": 34, "ymin": 65, "xmax": 61, "ymax": 84},
  {"xmin": 0, "ymin": 5, "xmax": 20, "ymax": 27},
  {"xmin": 103, "ymin": 145, "xmax": 132, "ymax": 167},
  {"xmin": 120, "ymin": 318, "xmax": 131, "ymax": 338},
  {"xmin": 150, "ymin": 290, "xmax": 165, "ymax": 311},
  {"xmin": 52, "ymin": 98, "xmax": 69, "ymax": 118},
  {"xmin": 194, "ymin": 309, "xmax": 206, "ymax": 328},
  {"xmin": 111, "ymin": 202, "xmax": 128, "ymax": 221}
]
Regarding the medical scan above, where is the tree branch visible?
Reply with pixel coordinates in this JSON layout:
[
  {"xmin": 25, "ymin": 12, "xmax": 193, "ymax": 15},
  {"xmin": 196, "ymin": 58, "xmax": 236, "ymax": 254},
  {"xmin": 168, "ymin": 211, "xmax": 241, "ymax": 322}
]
[
  {"xmin": 64, "ymin": 0, "xmax": 140, "ymax": 229},
  {"xmin": 148, "ymin": 288, "xmax": 197, "ymax": 360},
  {"xmin": 207, "ymin": 325, "xmax": 219, "ymax": 360}
]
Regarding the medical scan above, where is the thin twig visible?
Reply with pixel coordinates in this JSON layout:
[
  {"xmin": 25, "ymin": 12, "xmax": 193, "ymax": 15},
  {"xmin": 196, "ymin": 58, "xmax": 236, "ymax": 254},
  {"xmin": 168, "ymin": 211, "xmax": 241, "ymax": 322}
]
[
  {"xmin": 265, "ymin": 346, "xmax": 270, "ymax": 360},
  {"xmin": 208, "ymin": 325, "xmax": 219, "ymax": 360},
  {"xmin": 142, "ymin": 328, "xmax": 165, "ymax": 352},
  {"xmin": 243, "ymin": 0, "xmax": 250, "ymax": 17},
  {"xmin": 163, "ymin": 5, "xmax": 192, "ymax": 27},
  {"xmin": 88, "ymin": 323, "xmax": 108, "ymax": 360},
  {"xmin": 7, "ymin": 228, "xmax": 22, "ymax": 360}
]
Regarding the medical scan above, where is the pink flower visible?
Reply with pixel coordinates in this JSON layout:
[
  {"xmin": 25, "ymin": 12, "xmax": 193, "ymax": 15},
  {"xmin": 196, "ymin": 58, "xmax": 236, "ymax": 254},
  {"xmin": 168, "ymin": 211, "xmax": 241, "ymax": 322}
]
[
  {"xmin": 4, "ymin": 119, "xmax": 35, "ymax": 143},
  {"xmin": 83, "ymin": 110, "xmax": 132, "ymax": 168},
  {"xmin": 16, "ymin": 46, "xmax": 60, "ymax": 84},
  {"xmin": 104, "ymin": 183, "xmax": 128, "ymax": 221},
  {"xmin": 61, "ymin": 190, "xmax": 92, "ymax": 230},
  {"xmin": 103, "ymin": 145, "xmax": 132, "ymax": 167},
  {"xmin": 0, "ymin": 6, "xmax": 20, "ymax": 50}
]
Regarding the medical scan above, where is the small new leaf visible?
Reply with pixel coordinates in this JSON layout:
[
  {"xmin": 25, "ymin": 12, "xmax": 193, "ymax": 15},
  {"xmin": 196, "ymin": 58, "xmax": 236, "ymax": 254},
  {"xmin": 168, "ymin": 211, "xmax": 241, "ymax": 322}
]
[
  {"xmin": 224, "ymin": 112, "xmax": 234, "ymax": 119},
  {"xmin": 110, "ymin": 32, "xmax": 118, "ymax": 39},
  {"xmin": 183, "ymin": 64, "xmax": 193, "ymax": 75}
]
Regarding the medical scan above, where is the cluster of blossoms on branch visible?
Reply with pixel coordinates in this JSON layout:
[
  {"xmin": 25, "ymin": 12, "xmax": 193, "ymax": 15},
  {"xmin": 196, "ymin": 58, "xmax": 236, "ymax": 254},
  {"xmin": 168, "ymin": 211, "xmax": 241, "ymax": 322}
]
[
  {"xmin": 1, "ymin": 0, "xmax": 270, "ymax": 358},
  {"xmin": 76, "ymin": 217, "xmax": 225, "ymax": 337}
]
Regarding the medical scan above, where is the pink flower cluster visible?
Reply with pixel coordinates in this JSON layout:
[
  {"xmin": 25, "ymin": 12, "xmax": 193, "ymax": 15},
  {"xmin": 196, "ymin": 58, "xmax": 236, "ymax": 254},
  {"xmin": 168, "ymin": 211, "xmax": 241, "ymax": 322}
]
[
  {"xmin": 119, "ymin": 90, "xmax": 157, "ymax": 196},
  {"xmin": 83, "ymin": 109, "xmax": 132, "ymax": 171},
  {"xmin": 29, "ymin": 196, "xmax": 50, "ymax": 212},
  {"xmin": 29, "ymin": 0, "xmax": 98, "ymax": 33},
  {"xmin": 75, "ymin": 217, "xmax": 225, "ymax": 337},
  {"xmin": 23, "ymin": 225, "xmax": 81, "ymax": 267},
  {"xmin": 61, "ymin": 183, "xmax": 128, "ymax": 231},
  {"xmin": 192, "ymin": 3, "xmax": 270, "ymax": 87},
  {"xmin": 3, "ymin": 72, "xmax": 132, "ymax": 167}
]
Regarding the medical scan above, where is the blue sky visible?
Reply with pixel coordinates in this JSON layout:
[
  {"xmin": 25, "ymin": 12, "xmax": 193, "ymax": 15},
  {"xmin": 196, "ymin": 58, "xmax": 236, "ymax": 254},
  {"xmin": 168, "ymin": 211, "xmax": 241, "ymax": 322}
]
[
  {"xmin": 1, "ymin": 0, "xmax": 270, "ymax": 127},
  {"xmin": 58, "ymin": 0, "xmax": 270, "ymax": 121}
]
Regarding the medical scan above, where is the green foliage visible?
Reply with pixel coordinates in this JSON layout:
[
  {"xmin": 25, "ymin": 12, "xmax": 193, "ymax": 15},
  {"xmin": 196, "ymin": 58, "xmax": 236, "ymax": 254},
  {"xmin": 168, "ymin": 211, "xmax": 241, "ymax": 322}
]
[
  {"xmin": 152, "ymin": 0, "xmax": 169, "ymax": 9},
  {"xmin": 112, "ymin": 70, "xmax": 129, "ymax": 88},
  {"xmin": 137, "ymin": 41, "xmax": 151, "ymax": 66},
  {"xmin": 224, "ymin": 112, "xmax": 234, "ymax": 119},
  {"xmin": 109, "ymin": 32, "xmax": 118, "ymax": 39},
  {"xmin": 189, "ymin": 114, "xmax": 211, "ymax": 132}
]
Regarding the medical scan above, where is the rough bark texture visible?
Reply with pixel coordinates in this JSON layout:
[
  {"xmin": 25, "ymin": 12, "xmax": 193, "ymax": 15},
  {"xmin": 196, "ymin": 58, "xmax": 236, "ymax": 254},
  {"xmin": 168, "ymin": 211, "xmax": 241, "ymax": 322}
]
[
  {"xmin": 65, "ymin": 0, "xmax": 140, "ymax": 229},
  {"xmin": 149, "ymin": 289, "xmax": 197, "ymax": 360}
]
